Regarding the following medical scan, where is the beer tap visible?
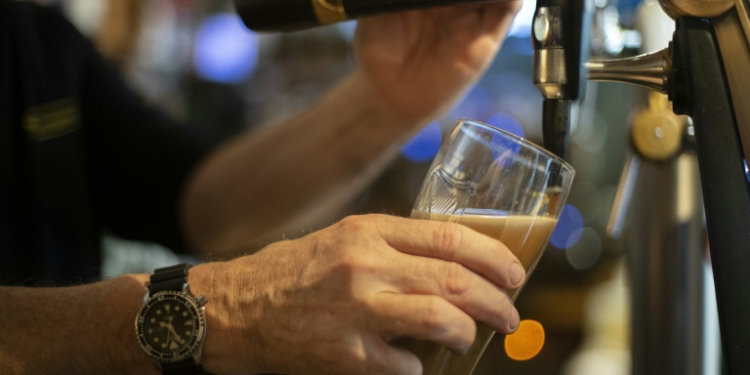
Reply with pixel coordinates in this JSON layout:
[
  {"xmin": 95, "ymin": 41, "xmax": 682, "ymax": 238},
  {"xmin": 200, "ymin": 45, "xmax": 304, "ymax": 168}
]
[
  {"xmin": 532, "ymin": 0, "xmax": 592, "ymax": 160},
  {"xmin": 583, "ymin": 1, "xmax": 750, "ymax": 372},
  {"xmin": 232, "ymin": 0, "xmax": 750, "ymax": 371}
]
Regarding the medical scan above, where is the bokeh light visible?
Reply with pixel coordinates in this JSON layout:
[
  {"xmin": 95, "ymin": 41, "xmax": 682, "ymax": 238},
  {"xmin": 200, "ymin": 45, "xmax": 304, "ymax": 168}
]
[
  {"xmin": 193, "ymin": 13, "xmax": 258, "ymax": 84},
  {"xmin": 551, "ymin": 204, "xmax": 584, "ymax": 249},
  {"xmin": 401, "ymin": 122, "xmax": 443, "ymax": 163},
  {"xmin": 508, "ymin": 0, "xmax": 536, "ymax": 38},
  {"xmin": 487, "ymin": 112, "xmax": 525, "ymax": 138},
  {"xmin": 572, "ymin": 110, "xmax": 608, "ymax": 153},
  {"xmin": 566, "ymin": 227, "xmax": 603, "ymax": 270},
  {"xmin": 505, "ymin": 319, "xmax": 546, "ymax": 361},
  {"xmin": 450, "ymin": 86, "xmax": 493, "ymax": 121},
  {"xmin": 567, "ymin": 181, "xmax": 603, "ymax": 223}
]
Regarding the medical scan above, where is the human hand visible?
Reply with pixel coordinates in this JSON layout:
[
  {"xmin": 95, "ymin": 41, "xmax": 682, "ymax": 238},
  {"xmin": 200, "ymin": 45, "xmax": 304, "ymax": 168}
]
[
  {"xmin": 354, "ymin": 2, "xmax": 522, "ymax": 123},
  {"xmin": 191, "ymin": 214, "xmax": 526, "ymax": 375}
]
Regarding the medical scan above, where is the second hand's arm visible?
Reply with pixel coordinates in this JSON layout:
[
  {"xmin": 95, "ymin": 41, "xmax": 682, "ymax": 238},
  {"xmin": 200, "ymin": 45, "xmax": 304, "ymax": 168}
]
[
  {"xmin": 182, "ymin": 3, "xmax": 522, "ymax": 256},
  {"xmin": 182, "ymin": 70, "xmax": 417, "ymax": 255}
]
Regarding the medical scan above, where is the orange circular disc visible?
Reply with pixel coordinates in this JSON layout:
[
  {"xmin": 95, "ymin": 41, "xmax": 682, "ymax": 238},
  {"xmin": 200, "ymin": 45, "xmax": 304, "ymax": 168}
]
[{"xmin": 504, "ymin": 319, "xmax": 546, "ymax": 361}]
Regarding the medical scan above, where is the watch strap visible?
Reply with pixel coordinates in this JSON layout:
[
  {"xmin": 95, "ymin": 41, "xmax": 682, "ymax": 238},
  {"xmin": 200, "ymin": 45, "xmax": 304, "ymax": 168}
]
[
  {"xmin": 149, "ymin": 264, "xmax": 190, "ymax": 297},
  {"xmin": 162, "ymin": 357, "xmax": 207, "ymax": 375},
  {"xmin": 147, "ymin": 264, "xmax": 209, "ymax": 375}
]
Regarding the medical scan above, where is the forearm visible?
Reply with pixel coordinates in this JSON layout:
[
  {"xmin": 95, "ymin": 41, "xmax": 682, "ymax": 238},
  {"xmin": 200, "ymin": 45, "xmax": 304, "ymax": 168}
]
[
  {"xmin": 183, "ymin": 69, "xmax": 427, "ymax": 254},
  {"xmin": 0, "ymin": 263, "xmax": 237, "ymax": 375},
  {"xmin": 0, "ymin": 275, "xmax": 156, "ymax": 375}
]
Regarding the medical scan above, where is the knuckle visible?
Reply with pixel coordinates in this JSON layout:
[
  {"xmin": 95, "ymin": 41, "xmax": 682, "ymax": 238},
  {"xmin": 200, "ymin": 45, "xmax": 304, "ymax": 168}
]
[
  {"xmin": 489, "ymin": 293, "xmax": 510, "ymax": 321},
  {"xmin": 314, "ymin": 340, "xmax": 368, "ymax": 371},
  {"xmin": 443, "ymin": 261, "xmax": 472, "ymax": 297},
  {"xmin": 329, "ymin": 217, "xmax": 370, "ymax": 261},
  {"xmin": 328, "ymin": 215, "xmax": 387, "ymax": 275},
  {"xmin": 420, "ymin": 298, "xmax": 451, "ymax": 334},
  {"xmin": 336, "ymin": 215, "xmax": 371, "ymax": 235},
  {"xmin": 432, "ymin": 223, "xmax": 464, "ymax": 258}
]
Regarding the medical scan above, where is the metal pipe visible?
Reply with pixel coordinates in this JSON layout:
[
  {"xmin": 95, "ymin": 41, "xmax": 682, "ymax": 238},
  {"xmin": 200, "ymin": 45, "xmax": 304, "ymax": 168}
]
[
  {"xmin": 626, "ymin": 153, "xmax": 705, "ymax": 375},
  {"xmin": 585, "ymin": 48, "xmax": 671, "ymax": 94}
]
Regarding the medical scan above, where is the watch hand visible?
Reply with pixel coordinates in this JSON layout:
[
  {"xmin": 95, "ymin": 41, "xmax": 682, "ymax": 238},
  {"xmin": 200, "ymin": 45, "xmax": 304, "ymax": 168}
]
[{"xmin": 167, "ymin": 324, "xmax": 185, "ymax": 344}]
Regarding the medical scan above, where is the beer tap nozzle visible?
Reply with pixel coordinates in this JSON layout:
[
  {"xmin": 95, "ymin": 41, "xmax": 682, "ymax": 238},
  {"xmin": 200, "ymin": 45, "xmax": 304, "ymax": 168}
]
[{"xmin": 533, "ymin": 0, "xmax": 591, "ymax": 161}]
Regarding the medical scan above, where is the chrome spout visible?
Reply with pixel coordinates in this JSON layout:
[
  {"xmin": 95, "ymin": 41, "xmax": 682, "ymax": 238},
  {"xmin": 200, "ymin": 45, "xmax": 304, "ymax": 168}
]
[{"xmin": 585, "ymin": 48, "xmax": 671, "ymax": 93}]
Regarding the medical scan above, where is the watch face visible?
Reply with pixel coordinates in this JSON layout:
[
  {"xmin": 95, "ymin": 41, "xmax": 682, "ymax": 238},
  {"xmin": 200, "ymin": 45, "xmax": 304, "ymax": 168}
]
[{"xmin": 136, "ymin": 292, "xmax": 205, "ymax": 362}]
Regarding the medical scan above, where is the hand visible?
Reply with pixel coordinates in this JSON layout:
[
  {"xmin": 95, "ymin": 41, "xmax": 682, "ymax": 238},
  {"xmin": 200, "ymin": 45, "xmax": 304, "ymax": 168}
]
[
  {"xmin": 354, "ymin": 2, "xmax": 522, "ymax": 122},
  {"xmin": 192, "ymin": 214, "xmax": 526, "ymax": 375}
]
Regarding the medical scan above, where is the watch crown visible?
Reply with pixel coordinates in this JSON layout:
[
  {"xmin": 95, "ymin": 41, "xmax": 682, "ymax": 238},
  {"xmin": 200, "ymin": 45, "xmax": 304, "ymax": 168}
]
[{"xmin": 196, "ymin": 295, "xmax": 208, "ymax": 307}]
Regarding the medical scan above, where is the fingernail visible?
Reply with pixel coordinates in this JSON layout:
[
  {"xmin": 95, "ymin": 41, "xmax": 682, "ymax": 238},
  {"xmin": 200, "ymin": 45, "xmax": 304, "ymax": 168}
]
[
  {"xmin": 509, "ymin": 263, "xmax": 525, "ymax": 286},
  {"xmin": 509, "ymin": 308, "xmax": 520, "ymax": 332}
]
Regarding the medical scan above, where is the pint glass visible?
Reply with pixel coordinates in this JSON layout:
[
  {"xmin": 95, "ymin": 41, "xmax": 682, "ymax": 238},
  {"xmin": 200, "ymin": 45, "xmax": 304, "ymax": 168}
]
[{"xmin": 408, "ymin": 119, "xmax": 575, "ymax": 374}]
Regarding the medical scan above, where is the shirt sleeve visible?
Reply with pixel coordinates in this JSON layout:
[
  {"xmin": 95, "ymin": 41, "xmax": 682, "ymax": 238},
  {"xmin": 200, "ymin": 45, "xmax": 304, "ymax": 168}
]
[{"xmin": 77, "ymin": 32, "xmax": 218, "ymax": 253}]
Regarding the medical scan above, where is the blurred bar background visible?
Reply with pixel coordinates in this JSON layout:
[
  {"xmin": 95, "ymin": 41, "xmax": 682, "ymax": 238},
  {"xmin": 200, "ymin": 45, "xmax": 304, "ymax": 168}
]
[{"xmin": 21, "ymin": 0, "xmax": 719, "ymax": 373}]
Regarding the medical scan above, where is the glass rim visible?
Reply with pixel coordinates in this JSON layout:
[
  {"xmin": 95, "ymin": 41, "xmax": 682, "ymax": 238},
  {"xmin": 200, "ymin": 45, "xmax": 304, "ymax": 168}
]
[{"xmin": 457, "ymin": 118, "xmax": 575, "ymax": 173}]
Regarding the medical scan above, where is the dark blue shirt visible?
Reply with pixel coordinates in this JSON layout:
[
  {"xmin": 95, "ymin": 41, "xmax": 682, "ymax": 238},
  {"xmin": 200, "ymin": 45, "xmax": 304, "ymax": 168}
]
[{"xmin": 0, "ymin": 1, "xmax": 213, "ymax": 285}]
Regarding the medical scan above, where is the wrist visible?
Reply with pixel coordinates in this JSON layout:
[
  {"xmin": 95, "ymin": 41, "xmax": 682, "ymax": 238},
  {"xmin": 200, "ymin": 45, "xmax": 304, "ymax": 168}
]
[
  {"xmin": 346, "ymin": 69, "xmax": 433, "ymax": 129},
  {"xmin": 186, "ymin": 262, "xmax": 264, "ymax": 375},
  {"xmin": 132, "ymin": 264, "xmax": 242, "ymax": 375},
  {"xmin": 113, "ymin": 274, "xmax": 162, "ymax": 375}
]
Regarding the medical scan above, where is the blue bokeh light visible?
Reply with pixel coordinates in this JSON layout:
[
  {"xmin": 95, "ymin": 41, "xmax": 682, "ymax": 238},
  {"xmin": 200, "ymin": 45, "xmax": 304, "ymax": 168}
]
[
  {"xmin": 551, "ymin": 204, "xmax": 584, "ymax": 249},
  {"xmin": 450, "ymin": 86, "xmax": 493, "ymax": 121},
  {"xmin": 487, "ymin": 112, "xmax": 524, "ymax": 138},
  {"xmin": 193, "ymin": 13, "xmax": 258, "ymax": 84},
  {"xmin": 401, "ymin": 122, "xmax": 443, "ymax": 163}
]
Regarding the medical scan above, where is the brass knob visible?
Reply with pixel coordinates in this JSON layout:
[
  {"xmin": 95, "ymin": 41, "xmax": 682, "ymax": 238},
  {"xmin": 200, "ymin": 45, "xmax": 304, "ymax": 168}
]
[{"xmin": 630, "ymin": 92, "xmax": 686, "ymax": 161}]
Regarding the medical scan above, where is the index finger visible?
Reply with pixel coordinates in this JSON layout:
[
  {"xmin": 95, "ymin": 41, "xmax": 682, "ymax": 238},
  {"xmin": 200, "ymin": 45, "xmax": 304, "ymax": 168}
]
[{"xmin": 371, "ymin": 215, "xmax": 526, "ymax": 290}]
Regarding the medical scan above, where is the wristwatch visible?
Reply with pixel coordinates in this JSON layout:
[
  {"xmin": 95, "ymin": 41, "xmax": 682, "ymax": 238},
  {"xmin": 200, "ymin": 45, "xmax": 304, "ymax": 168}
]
[{"xmin": 135, "ymin": 264, "xmax": 209, "ymax": 375}]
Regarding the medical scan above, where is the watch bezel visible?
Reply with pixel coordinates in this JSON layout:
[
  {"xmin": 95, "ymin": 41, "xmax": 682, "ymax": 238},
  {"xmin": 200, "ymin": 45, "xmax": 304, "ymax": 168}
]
[{"xmin": 135, "ymin": 290, "xmax": 207, "ymax": 364}]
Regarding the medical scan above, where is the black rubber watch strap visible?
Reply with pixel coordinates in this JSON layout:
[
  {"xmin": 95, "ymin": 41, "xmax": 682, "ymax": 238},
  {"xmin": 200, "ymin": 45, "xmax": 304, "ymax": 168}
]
[
  {"xmin": 148, "ymin": 264, "xmax": 190, "ymax": 297},
  {"xmin": 148, "ymin": 264, "xmax": 209, "ymax": 375},
  {"xmin": 162, "ymin": 358, "xmax": 208, "ymax": 375}
]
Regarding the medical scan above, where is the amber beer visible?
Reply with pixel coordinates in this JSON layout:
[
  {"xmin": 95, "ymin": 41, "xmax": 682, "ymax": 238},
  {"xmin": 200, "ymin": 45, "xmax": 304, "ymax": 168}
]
[{"xmin": 406, "ymin": 210, "xmax": 558, "ymax": 375}]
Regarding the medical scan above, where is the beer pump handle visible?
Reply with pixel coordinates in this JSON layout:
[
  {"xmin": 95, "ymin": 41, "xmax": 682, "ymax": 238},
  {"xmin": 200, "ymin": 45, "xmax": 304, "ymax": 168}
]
[{"xmin": 669, "ymin": 17, "xmax": 750, "ymax": 374}]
